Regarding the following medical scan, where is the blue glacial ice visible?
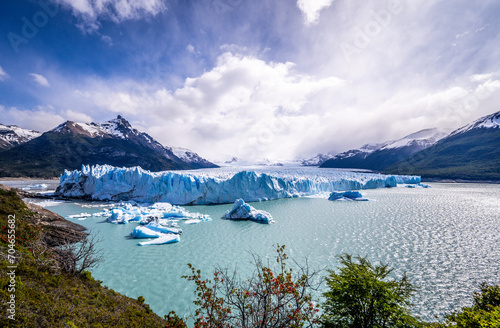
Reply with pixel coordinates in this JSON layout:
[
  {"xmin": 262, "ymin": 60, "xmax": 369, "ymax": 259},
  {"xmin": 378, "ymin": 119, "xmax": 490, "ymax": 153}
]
[
  {"xmin": 225, "ymin": 199, "xmax": 274, "ymax": 224},
  {"xmin": 328, "ymin": 191, "xmax": 368, "ymax": 201},
  {"xmin": 86, "ymin": 201, "xmax": 209, "ymax": 245},
  {"xmin": 56, "ymin": 165, "xmax": 421, "ymax": 205}
]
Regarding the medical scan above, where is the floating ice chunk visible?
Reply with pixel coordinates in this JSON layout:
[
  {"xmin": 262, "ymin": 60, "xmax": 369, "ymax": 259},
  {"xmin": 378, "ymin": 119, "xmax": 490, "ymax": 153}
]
[
  {"xmin": 131, "ymin": 226, "xmax": 164, "ymax": 239},
  {"xmin": 145, "ymin": 222, "xmax": 182, "ymax": 234},
  {"xmin": 107, "ymin": 209, "xmax": 126, "ymax": 224},
  {"xmin": 184, "ymin": 219, "xmax": 201, "ymax": 225},
  {"xmin": 27, "ymin": 199, "xmax": 66, "ymax": 207},
  {"xmin": 138, "ymin": 234, "xmax": 180, "ymax": 246},
  {"xmin": 417, "ymin": 183, "xmax": 431, "ymax": 188},
  {"xmin": 225, "ymin": 199, "xmax": 274, "ymax": 224},
  {"xmin": 68, "ymin": 213, "xmax": 92, "ymax": 219},
  {"xmin": 22, "ymin": 184, "xmax": 48, "ymax": 190},
  {"xmin": 328, "ymin": 191, "xmax": 368, "ymax": 201}
]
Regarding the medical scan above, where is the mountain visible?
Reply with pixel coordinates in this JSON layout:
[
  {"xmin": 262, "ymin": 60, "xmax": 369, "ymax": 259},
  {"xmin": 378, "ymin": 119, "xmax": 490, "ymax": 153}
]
[
  {"xmin": 385, "ymin": 111, "xmax": 500, "ymax": 180},
  {"xmin": 214, "ymin": 157, "xmax": 300, "ymax": 167},
  {"xmin": 0, "ymin": 116, "xmax": 217, "ymax": 178},
  {"xmin": 168, "ymin": 146, "xmax": 217, "ymax": 169},
  {"xmin": 301, "ymin": 152, "xmax": 336, "ymax": 166},
  {"xmin": 0, "ymin": 124, "xmax": 41, "ymax": 150},
  {"xmin": 320, "ymin": 128, "xmax": 450, "ymax": 171}
]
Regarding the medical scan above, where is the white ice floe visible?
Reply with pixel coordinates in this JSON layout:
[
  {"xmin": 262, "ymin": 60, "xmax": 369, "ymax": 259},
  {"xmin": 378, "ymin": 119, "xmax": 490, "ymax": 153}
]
[
  {"xmin": 138, "ymin": 234, "xmax": 180, "ymax": 246},
  {"xmin": 225, "ymin": 199, "xmax": 274, "ymax": 224},
  {"xmin": 21, "ymin": 184, "xmax": 48, "ymax": 190},
  {"xmin": 27, "ymin": 199, "xmax": 66, "ymax": 208},
  {"xmin": 56, "ymin": 164, "xmax": 421, "ymax": 205},
  {"xmin": 82, "ymin": 201, "xmax": 209, "ymax": 246},
  {"xmin": 184, "ymin": 219, "xmax": 201, "ymax": 225},
  {"xmin": 68, "ymin": 213, "xmax": 92, "ymax": 218}
]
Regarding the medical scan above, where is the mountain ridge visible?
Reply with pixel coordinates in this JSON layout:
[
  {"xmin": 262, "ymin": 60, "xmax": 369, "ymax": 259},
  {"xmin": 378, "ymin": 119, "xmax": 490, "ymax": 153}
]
[
  {"xmin": 0, "ymin": 116, "xmax": 217, "ymax": 178},
  {"xmin": 385, "ymin": 111, "xmax": 500, "ymax": 180},
  {"xmin": 319, "ymin": 128, "xmax": 449, "ymax": 170},
  {"xmin": 0, "ymin": 123, "xmax": 41, "ymax": 150}
]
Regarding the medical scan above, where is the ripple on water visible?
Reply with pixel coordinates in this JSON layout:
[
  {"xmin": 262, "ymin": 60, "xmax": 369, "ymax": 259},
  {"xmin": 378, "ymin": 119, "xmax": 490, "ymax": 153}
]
[{"xmin": 43, "ymin": 183, "xmax": 500, "ymax": 322}]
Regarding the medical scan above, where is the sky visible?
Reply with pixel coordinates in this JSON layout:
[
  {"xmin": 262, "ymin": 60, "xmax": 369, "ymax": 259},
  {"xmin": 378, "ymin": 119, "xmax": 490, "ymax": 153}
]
[{"xmin": 1, "ymin": 0, "xmax": 500, "ymax": 162}]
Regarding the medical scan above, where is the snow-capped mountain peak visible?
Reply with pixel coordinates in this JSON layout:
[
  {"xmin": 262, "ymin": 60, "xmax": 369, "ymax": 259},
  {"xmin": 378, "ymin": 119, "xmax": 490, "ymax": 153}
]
[
  {"xmin": 0, "ymin": 124, "xmax": 41, "ymax": 149},
  {"xmin": 51, "ymin": 115, "xmax": 140, "ymax": 140},
  {"xmin": 379, "ymin": 128, "xmax": 451, "ymax": 151},
  {"xmin": 301, "ymin": 153, "xmax": 336, "ymax": 166},
  {"xmin": 449, "ymin": 110, "xmax": 500, "ymax": 137},
  {"xmin": 167, "ymin": 146, "xmax": 215, "ymax": 167}
]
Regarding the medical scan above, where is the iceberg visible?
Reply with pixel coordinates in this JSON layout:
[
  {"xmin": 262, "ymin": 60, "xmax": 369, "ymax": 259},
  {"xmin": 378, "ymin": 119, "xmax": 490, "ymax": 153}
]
[
  {"xmin": 143, "ymin": 222, "xmax": 182, "ymax": 234},
  {"xmin": 131, "ymin": 226, "xmax": 164, "ymax": 239},
  {"xmin": 225, "ymin": 199, "xmax": 274, "ymax": 224},
  {"xmin": 328, "ymin": 191, "xmax": 368, "ymax": 201},
  {"xmin": 138, "ymin": 234, "xmax": 180, "ymax": 246},
  {"xmin": 56, "ymin": 164, "xmax": 421, "ymax": 205},
  {"xmin": 131, "ymin": 224, "xmax": 182, "ymax": 238}
]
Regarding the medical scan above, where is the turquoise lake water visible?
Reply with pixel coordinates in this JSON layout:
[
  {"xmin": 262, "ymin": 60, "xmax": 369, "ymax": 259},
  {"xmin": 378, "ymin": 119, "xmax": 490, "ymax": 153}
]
[{"xmin": 9, "ymin": 180, "xmax": 500, "ymax": 322}]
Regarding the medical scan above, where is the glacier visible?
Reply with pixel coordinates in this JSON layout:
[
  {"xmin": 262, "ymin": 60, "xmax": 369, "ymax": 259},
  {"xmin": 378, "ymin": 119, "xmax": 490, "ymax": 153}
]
[{"xmin": 56, "ymin": 164, "xmax": 421, "ymax": 205}]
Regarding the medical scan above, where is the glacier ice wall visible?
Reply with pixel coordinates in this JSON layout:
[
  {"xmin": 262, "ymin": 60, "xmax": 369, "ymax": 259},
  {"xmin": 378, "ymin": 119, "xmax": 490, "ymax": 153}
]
[{"xmin": 55, "ymin": 165, "xmax": 421, "ymax": 205}]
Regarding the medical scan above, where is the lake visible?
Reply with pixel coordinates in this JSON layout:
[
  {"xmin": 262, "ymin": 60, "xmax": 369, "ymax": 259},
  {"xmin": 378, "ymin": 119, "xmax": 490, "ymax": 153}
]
[{"xmin": 5, "ymin": 178, "xmax": 500, "ymax": 322}]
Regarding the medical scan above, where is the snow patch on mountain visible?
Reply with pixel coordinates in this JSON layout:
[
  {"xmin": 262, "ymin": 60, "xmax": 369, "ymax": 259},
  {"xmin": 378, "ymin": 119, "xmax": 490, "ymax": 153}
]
[
  {"xmin": 380, "ymin": 128, "xmax": 450, "ymax": 150},
  {"xmin": 301, "ymin": 153, "xmax": 336, "ymax": 166},
  {"xmin": 450, "ymin": 110, "xmax": 500, "ymax": 136},
  {"xmin": 0, "ymin": 124, "xmax": 41, "ymax": 149}
]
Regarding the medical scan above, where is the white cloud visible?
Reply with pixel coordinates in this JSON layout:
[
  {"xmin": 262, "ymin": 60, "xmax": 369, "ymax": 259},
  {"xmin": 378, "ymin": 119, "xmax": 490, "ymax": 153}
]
[
  {"xmin": 0, "ymin": 66, "xmax": 9, "ymax": 81},
  {"xmin": 297, "ymin": 0, "xmax": 334, "ymax": 25},
  {"xmin": 0, "ymin": 105, "xmax": 94, "ymax": 132},
  {"xmin": 101, "ymin": 35, "xmax": 113, "ymax": 46},
  {"xmin": 30, "ymin": 73, "xmax": 50, "ymax": 87},
  {"xmin": 57, "ymin": 0, "xmax": 166, "ymax": 32},
  {"xmin": 0, "ymin": 106, "xmax": 64, "ymax": 131},
  {"xmin": 24, "ymin": 47, "xmax": 500, "ymax": 162},
  {"xmin": 68, "ymin": 52, "xmax": 345, "ymax": 161}
]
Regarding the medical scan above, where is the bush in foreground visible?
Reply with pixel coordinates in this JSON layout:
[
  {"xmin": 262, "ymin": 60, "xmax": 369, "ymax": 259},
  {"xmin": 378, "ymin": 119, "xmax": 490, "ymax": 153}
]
[
  {"xmin": 322, "ymin": 254, "xmax": 423, "ymax": 328},
  {"xmin": 182, "ymin": 245, "xmax": 321, "ymax": 328},
  {"xmin": 442, "ymin": 283, "xmax": 500, "ymax": 328}
]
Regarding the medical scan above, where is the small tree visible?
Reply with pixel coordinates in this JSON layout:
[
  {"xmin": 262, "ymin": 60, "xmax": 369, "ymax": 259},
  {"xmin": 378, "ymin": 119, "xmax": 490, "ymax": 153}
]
[
  {"xmin": 322, "ymin": 254, "xmax": 421, "ymax": 328},
  {"xmin": 183, "ymin": 245, "xmax": 321, "ymax": 328},
  {"xmin": 443, "ymin": 283, "xmax": 500, "ymax": 327},
  {"xmin": 56, "ymin": 233, "xmax": 103, "ymax": 275}
]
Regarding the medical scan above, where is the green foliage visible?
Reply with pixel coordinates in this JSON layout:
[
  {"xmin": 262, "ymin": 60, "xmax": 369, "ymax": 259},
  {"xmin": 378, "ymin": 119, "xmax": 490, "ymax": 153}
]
[
  {"xmin": 442, "ymin": 283, "xmax": 500, "ymax": 328},
  {"xmin": 0, "ymin": 188, "xmax": 173, "ymax": 327},
  {"xmin": 0, "ymin": 188, "xmax": 41, "ymax": 247},
  {"xmin": 183, "ymin": 244, "xmax": 321, "ymax": 328},
  {"xmin": 386, "ymin": 129, "xmax": 500, "ymax": 181},
  {"xmin": 322, "ymin": 254, "xmax": 422, "ymax": 328},
  {"xmin": 165, "ymin": 311, "xmax": 188, "ymax": 328}
]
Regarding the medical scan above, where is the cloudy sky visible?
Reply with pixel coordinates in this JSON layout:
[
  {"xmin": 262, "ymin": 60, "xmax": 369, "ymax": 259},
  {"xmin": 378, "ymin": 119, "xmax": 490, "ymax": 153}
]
[{"xmin": 1, "ymin": 0, "xmax": 500, "ymax": 162}]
